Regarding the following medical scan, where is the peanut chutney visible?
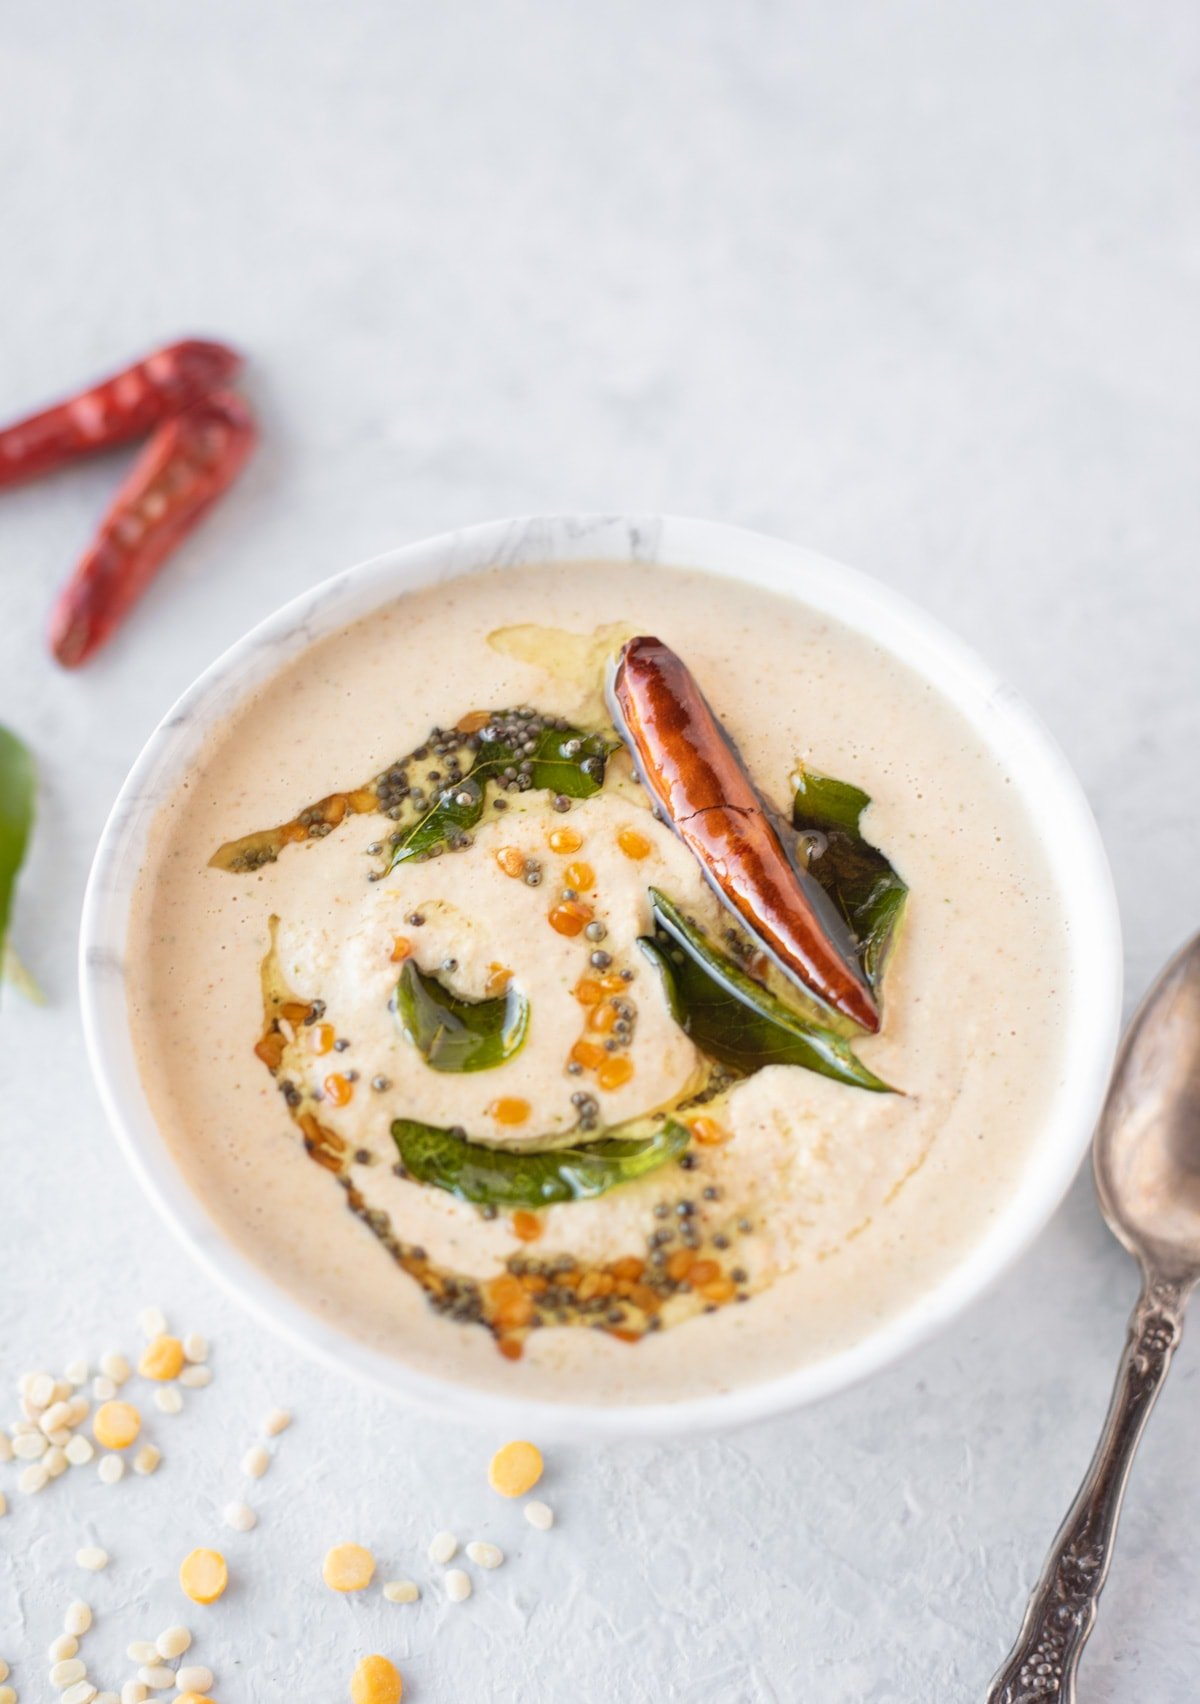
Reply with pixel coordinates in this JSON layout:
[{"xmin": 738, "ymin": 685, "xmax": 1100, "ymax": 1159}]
[{"xmin": 127, "ymin": 562, "xmax": 1069, "ymax": 1405}]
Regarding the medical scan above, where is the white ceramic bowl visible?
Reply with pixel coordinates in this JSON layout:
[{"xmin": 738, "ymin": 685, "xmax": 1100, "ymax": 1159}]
[{"xmin": 80, "ymin": 515, "xmax": 1122, "ymax": 1436}]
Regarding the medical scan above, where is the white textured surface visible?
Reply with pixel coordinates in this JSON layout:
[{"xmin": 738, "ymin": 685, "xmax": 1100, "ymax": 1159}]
[{"xmin": 0, "ymin": 3, "xmax": 1197, "ymax": 1699}]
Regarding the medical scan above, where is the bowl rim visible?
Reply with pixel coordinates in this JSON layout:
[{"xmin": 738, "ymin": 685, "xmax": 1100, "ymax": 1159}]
[{"xmin": 79, "ymin": 513, "xmax": 1123, "ymax": 1438}]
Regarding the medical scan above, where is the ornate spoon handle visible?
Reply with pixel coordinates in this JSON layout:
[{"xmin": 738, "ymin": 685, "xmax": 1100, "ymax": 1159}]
[{"xmin": 987, "ymin": 1270, "xmax": 1190, "ymax": 1704}]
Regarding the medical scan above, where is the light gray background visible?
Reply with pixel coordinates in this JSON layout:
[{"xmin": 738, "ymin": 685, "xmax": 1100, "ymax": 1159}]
[{"xmin": 2, "ymin": 3, "xmax": 1198, "ymax": 1699}]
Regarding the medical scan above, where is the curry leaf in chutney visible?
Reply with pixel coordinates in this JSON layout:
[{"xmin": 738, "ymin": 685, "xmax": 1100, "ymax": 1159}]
[
  {"xmin": 641, "ymin": 889, "xmax": 892, "ymax": 1093},
  {"xmin": 387, "ymin": 722, "xmax": 615, "ymax": 872},
  {"xmin": 396, "ymin": 960, "xmax": 530, "ymax": 1073},
  {"xmin": 386, "ymin": 774, "xmax": 487, "ymax": 868},
  {"xmin": 392, "ymin": 1115, "xmax": 689, "ymax": 1207},
  {"xmin": 791, "ymin": 769, "xmax": 908, "ymax": 988}
]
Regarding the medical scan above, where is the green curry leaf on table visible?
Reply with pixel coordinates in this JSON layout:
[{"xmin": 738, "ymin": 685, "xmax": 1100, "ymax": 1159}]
[{"xmin": 0, "ymin": 724, "xmax": 36, "ymax": 1002}]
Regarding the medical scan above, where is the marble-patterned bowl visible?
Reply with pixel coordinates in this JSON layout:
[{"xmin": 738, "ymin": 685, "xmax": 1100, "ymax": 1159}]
[{"xmin": 79, "ymin": 515, "xmax": 1122, "ymax": 1436}]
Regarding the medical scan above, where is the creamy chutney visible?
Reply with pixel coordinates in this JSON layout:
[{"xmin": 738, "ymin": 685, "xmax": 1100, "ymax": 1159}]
[{"xmin": 127, "ymin": 561, "xmax": 1069, "ymax": 1405}]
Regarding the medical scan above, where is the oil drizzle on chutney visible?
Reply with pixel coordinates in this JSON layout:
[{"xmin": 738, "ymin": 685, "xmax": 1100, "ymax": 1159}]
[{"xmin": 253, "ymin": 928, "xmax": 757, "ymax": 1361}]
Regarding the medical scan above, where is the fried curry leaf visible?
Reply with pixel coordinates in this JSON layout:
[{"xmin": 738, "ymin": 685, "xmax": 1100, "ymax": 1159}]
[
  {"xmin": 791, "ymin": 769, "xmax": 908, "ymax": 987},
  {"xmin": 642, "ymin": 890, "xmax": 892, "ymax": 1093},
  {"xmin": 387, "ymin": 723, "xmax": 616, "ymax": 872},
  {"xmin": 0, "ymin": 725, "xmax": 35, "ymax": 1001},
  {"xmin": 396, "ymin": 960, "xmax": 529, "ymax": 1073},
  {"xmin": 392, "ymin": 1115, "xmax": 689, "ymax": 1207}
]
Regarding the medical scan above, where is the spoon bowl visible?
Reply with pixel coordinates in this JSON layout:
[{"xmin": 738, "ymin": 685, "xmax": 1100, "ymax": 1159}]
[{"xmin": 1096, "ymin": 933, "xmax": 1200, "ymax": 1278}]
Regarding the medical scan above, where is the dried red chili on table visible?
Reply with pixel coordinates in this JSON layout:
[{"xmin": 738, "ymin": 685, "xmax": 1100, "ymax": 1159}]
[
  {"xmin": 48, "ymin": 390, "xmax": 257, "ymax": 669},
  {"xmin": 0, "ymin": 338, "xmax": 242, "ymax": 489}
]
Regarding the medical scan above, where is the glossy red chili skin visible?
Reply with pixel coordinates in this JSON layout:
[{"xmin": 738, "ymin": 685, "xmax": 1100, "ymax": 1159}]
[
  {"xmin": 0, "ymin": 338, "xmax": 243, "ymax": 489},
  {"xmin": 48, "ymin": 390, "xmax": 257, "ymax": 669},
  {"xmin": 610, "ymin": 635, "xmax": 881, "ymax": 1032}
]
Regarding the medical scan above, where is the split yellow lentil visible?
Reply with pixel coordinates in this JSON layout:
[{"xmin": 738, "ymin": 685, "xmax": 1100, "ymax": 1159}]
[
  {"xmin": 569, "ymin": 1038, "xmax": 606, "ymax": 1070},
  {"xmin": 597, "ymin": 1054, "xmax": 634, "ymax": 1091},
  {"xmin": 93, "ymin": 1400, "xmax": 141, "ymax": 1450},
  {"xmin": 488, "ymin": 1439, "xmax": 543, "ymax": 1498},
  {"xmin": 691, "ymin": 1115, "xmax": 732, "ymax": 1146},
  {"xmin": 139, "ymin": 1334, "xmax": 186, "ymax": 1381},
  {"xmin": 323, "ymin": 1542, "xmax": 376, "ymax": 1593},
  {"xmin": 511, "ymin": 1209, "xmax": 542, "ymax": 1243},
  {"xmin": 179, "ymin": 1547, "xmax": 228, "ymax": 1605},
  {"xmin": 548, "ymin": 899, "xmax": 592, "ymax": 936},
  {"xmin": 488, "ymin": 1097, "xmax": 530, "ymax": 1126},
  {"xmin": 324, "ymin": 1072, "xmax": 354, "ymax": 1107},
  {"xmin": 350, "ymin": 1654, "xmax": 403, "ymax": 1704}
]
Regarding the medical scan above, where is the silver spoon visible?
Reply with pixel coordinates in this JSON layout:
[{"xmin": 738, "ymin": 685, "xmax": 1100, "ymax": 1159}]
[{"xmin": 988, "ymin": 932, "xmax": 1200, "ymax": 1702}]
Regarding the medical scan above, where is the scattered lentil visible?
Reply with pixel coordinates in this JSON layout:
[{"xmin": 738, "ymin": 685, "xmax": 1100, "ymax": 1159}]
[
  {"xmin": 223, "ymin": 1500, "xmax": 257, "ymax": 1532},
  {"xmin": 28, "ymin": 1371, "xmax": 56, "ymax": 1408},
  {"xmin": 174, "ymin": 1667, "xmax": 213, "ymax": 1695},
  {"xmin": 136, "ymin": 1665, "xmax": 175, "ymax": 1690},
  {"xmin": 154, "ymin": 1627, "xmax": 191, "ymax": 1661},
  {"xmin": 179, "ymin": 1548, "xmax": 228, "ymax": 1604},
  {"xmin": 427, "ymin": 1531, "xmax": 457, "ymax": 1565},
  {"xmin": 137, "ymin": 1308, "xmax": 168, "ymax": 1340},
  {"xmin": 524, "ymin": 1500, "xmax": 555, "ymax": 1530},
  {"xmin": 323, "ymin": 1543, "xmax": 375, "ymax": 1593},
  {"xmin": 241, "ymin": 1444, "xmax": 269, "ymax": 1479},
  {"xmin": 444, "ymin": 1569, "xmax": 472, "ymax": 1603},
  {"xmin": 76, "ymin": 1547, "xmax": 109, "ymax": 1572},
  {"xmin": 488, "ymin": 1440, "xmax": 543, "ymax": 1498},
  {"xmin": 93, "ymin": 1403, "xmax": 140, "ymax": 1451},
  {"xmin": 350, "ymin": 1654, "xmax": 403, "ymax": 1704},
  {"xmin": 64, "ymin": 1604, "xmax": 92, "ymax": 1637},
  {"xmin": 382, "ymin": 1580, "xmax": 419, "ymax": 1604}
]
